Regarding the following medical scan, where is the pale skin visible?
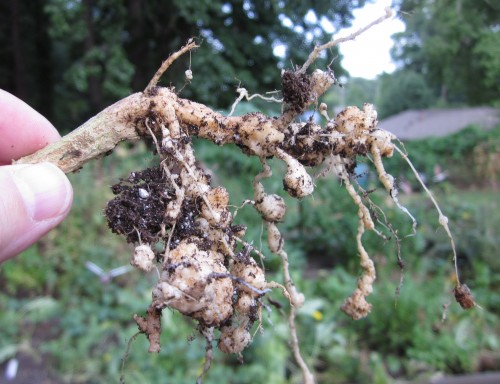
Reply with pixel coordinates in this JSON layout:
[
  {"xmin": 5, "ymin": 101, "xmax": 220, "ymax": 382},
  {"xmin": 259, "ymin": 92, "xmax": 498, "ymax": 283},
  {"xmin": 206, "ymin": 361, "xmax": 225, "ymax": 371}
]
[{"xmin": 0, "ymin": 89, "xmax": 73, "ymax": 262}]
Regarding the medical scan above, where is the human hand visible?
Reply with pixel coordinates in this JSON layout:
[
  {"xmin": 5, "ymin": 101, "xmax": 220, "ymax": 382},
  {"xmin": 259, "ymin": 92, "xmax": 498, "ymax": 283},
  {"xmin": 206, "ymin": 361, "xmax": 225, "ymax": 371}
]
[{"xmin": 0, "ymin": 90, "xmax": 73, "ymax": 262}]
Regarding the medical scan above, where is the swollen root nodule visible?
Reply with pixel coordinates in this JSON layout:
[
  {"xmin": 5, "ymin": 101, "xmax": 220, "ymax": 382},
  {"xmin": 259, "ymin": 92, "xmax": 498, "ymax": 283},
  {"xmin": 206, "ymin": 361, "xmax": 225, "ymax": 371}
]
[{"xmin": 16, "ymin": 14, "xmax": 470, "ymax": 383}]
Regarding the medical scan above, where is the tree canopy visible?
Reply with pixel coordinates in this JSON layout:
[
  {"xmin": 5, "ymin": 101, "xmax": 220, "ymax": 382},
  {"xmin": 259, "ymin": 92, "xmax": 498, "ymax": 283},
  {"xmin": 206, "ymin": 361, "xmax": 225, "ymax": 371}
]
[
  {"xmin": 376, "ymin": 69, "xmax": 434, "ymax": 119},
  {"xmin": 391, "ymin": 0, "xmax": 500, "ymax": 105},
  {"xmin": 0, "ymin": 0, "xmax": 368, "ymax": 132}
]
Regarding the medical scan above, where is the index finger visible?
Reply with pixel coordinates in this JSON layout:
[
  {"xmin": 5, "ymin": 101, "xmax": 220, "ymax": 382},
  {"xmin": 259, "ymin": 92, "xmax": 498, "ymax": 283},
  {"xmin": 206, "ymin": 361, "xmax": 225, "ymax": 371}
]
[{"xmin": 0, "ymin": 89, "xmax": 61, "ymax": 165}]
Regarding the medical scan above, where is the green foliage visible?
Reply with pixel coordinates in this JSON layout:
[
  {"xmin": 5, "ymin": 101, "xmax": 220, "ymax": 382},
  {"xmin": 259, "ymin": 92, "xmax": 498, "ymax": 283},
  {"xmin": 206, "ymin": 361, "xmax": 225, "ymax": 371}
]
[
  {"xmin": 473, "ymin": 30, "xmax": 500, "ymax": 91},
  {"xmin": 45, "ymin": 0, "xmax": 134, "ymax": 125},
  {"xmin": 399, "ymin": 189, "xmax": 500, "ymax": 304},
  {"xmin": 286, "ymin": 175, "xmax": 359, "ymax": 266},
  {"xmin": 1, "ymin": 136, "xmax": 500, "ymax": 382},
  {"xmin": 322, "ymin": 77, "xmax": 379, "ymax": 112},
  {"xmin": 353, "ymin": 264, "xmax": 459, "ymax": 365},
  {"xmin": 0, "ymin": 0, "xmax": 366, "ymax": 132},
  {"xmin": 376, "ymin": 69, "xmax": 434, "ymax": 119},
  {"xmin": 292, "ymin": 259, "xmax": 500, "ymax": 383},
  {"xmin": 384, "ymin": 124, "xmax": 500, "ymax": 187},
  {"xmin": 344, "ymin": 77, "xmax": 378, "ymax": 107},
  {"xmin": 392, "ymin": 0, "xmax": 500, "ymax": 105}
]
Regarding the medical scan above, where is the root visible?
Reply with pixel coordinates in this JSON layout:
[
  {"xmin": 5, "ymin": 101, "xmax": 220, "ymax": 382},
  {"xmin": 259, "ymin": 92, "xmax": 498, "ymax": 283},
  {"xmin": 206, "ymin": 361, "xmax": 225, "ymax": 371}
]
[
  {"xmin": 298, "ymin": 7, "xmax": 393, "ymax": 74},
  {"xmin": 288, "ymin": 306, "xmax": 315, "ymax": 384},
  {"xmin": 120, "ymin": 331, "xmax": 141, "ymax": 384},
  {"xmin": 233, "ymin": 236, "xmax": 267, "ymax": 260},
  {"xmin": 336, "ymin": 163, "xmax": 376, "ymax": 319},
  {"xmin": 229, "ymin": 86, "xmax": 282, "ymax": 116},
  {"xmin": 357, "ymin": 175, "xmax": 405, "ymax": 300},
  {"xmin": 250, "ymin": 157, "xmax": 312, "ymax": 381},
  {"xmin": 341, "ymin": 216, "xmax": 376, "ymax": 320},
  {"xmin": 13, "ymin": 8, "xmax": 470, "ymax": 384},
  {"xmin": 394, "ymin": 146, "xmax": 460, "ymax": 284},
  {"xmin": 197, "ymin": 327, "xmax": 214, "ymax": 384},
  {"xmin": 371, "ymin": 145, "xmax": 417, "ymax": 236},
  {"xmin": 134, "ymin": 305, "xmax": 162, "ymax": 353},
  {"xmin": 162, "ymin": 221, "xmax": 176, "ymax": 269},
  {"xmin": 144, "ymin": 39, "xmax": 199, "ymax": 94},
  {"xmin": 209, "ymin": 273, "xmax": 271, "ymax": 296}
]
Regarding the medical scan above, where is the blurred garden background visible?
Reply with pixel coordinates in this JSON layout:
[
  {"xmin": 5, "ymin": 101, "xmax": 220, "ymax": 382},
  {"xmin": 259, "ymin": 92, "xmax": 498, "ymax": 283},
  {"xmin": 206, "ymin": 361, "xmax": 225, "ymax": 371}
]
[{"xmin": 1, "ymin": 1, "xmax": 499, "ymax": 383}]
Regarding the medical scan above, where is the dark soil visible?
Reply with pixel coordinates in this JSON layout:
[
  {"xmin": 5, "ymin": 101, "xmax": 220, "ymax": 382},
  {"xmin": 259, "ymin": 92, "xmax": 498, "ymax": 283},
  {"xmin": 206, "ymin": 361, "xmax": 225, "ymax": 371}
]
[
  {"xmin": 105, "ymin": 166, "xmax": 173, "ymax": 243},
  {"xmin": 281, "ymin": 70, "xmax": 313, "ymax": 114}
]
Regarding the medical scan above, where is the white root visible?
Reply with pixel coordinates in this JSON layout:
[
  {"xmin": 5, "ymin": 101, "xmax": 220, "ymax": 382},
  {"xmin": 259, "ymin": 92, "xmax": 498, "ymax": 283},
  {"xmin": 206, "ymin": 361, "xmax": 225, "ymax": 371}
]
[
  {"xmin": 230, "ymin": 258, "xmax": 267, "ymax": 297},
  {"xmin": 253, "ymin": 160, "xmax": 287, "ymax": 222},
  {"xmin": 394, "ymin": 146, "xmax": 461, "ymax": 284},
  {"xmin": 371, "ymin": 145, "xmax": 417, "ymax": 236},
  {"xmin": 153, "ymin": 240, "xmax": 234, "ymax": 326},
  {"xmin": 266, "ymin": 222, "xmax": 284, "ymax": 254},
  {"xmin": 275, "ymin": 148, "xmax": 314, "ymax": 198},
  {"xmin": 250, "ymin": 156, "xmax": 312, "ymax": 383},
  {"xmin": 218, "ymin": 319, "xmax": 252, "ymax": 354},
  {"xmin": 289, "ymin": 305, "xmax": 316, "ymax": 384},
  {"xmin": 196, "ymin": 327, "xmax": 214, "ymax": 384},
  {"xmin": 131, "ymin": 244, "xmax": 156, "ymax": 272},
  {"xmin": 229, "ymin": 86, "xmax": 282, "ymax": 116},
  {"xmin": 334, "ymin": 157, "xmax": 376, "ymax": 319},
  {"xmin": 341, "ymin": 214, "xmax": 376, "ymax": 320},
  {"xmin": 319, "ymin": 102, "xmax": 330, "ymax": 120}
]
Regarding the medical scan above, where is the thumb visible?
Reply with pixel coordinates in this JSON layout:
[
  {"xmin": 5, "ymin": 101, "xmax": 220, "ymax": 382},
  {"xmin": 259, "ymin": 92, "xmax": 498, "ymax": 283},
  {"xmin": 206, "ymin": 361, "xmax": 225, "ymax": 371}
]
[{"xmin": 0, "ymin": 163, "xmax": 73, "ymax": 262}]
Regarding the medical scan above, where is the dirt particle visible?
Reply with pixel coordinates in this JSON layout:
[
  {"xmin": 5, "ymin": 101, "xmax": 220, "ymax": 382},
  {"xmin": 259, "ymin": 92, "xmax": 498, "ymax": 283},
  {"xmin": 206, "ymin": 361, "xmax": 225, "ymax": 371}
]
[
  {"xmin": 282, "ymin": 70, "xmax": 313, "ymax": 114},
  {"xmin": 105, "ymin": 166, "xmax": 172, "ymax": 243},
  {"xmin": 454, "ymin": 284, "xmax": 476, "ymax": 309}
]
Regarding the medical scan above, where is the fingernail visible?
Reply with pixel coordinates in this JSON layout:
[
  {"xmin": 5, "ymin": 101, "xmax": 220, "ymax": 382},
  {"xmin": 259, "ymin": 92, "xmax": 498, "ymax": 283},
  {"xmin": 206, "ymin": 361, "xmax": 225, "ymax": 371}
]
[{"xmin": 13, "ymin": 163, "xmax": 72, "ymax": 221}]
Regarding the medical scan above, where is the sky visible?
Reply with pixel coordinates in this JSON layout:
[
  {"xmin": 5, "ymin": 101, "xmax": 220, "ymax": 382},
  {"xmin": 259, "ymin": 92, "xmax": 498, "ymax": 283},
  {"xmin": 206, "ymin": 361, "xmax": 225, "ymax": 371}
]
[{"xmin": 336, "ymin": 0, "xmax": 406, "ymax": 79}]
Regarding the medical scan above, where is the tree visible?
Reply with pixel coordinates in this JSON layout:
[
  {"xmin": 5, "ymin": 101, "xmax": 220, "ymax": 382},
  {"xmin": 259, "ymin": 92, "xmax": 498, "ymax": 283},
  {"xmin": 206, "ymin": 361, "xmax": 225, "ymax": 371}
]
[
  {"xmin": 123, "ymin": 0, "xmax": 365, "ymax": 106},
  {"xmin": 473, "ymin": 29, "xmax": 500, "ymax": 92},
  {"xmin": 391, "ymin": 0, "xmax": 500, "ymax": 105},
  {"xmin": 0, "ymin": 0, "xmax": 368, "ymax": 131},
  {"xmin": 376, "ymin": 69, "xmax": 434, "ymax": 118},
  {"xmin": 44, "ymin": 0, "xmax": 134, "ymax": 125},
  {"xmin": 0, "ymin": 1, "xmax": 54, "ymax": 118},
  {"xmin": 345, "ymin": 77, "xmax": 378, "ymax": 107}
]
